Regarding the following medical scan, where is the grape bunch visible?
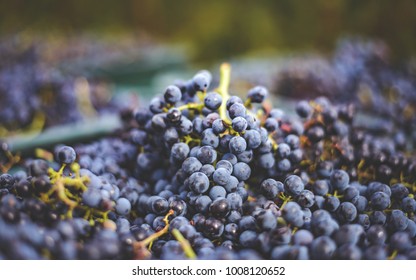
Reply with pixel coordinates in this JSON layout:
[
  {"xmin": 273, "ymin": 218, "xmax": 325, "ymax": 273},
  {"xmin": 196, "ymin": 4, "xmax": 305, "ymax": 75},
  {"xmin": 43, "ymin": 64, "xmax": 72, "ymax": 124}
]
[
  {"xmin": 0, "ymin": 38, "xmax": 119, "ymax": 135},
  {"xmin": 0, "ymin": 63, "xmax": 416, "ymax": 260},
  {"xmin": 276, "ymin": 38, "xmax": 416, "ymax": 139}
]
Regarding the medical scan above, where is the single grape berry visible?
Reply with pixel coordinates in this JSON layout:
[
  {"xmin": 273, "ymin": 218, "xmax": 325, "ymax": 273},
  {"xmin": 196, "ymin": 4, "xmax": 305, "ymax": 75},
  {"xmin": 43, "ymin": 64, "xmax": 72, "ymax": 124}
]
[
  {"xmin": 204, "ymin": 92, "xmax": 222, "ymax": 110},
  {"xmin": 56, "ymin": 146, "xmax": 77, "ymax": 164},
  {"xmin": 247, "ymin": 86, "xmax": 268, "ymax": 103},
  {"xmin": 164, "ymin": 85, "xmax": 182, "ymax": 104},
  {"xmin": 0, "ymin": 174, "xmax": 15, "ymax": 190},
  {"xmin": 330, "ymin": 169, "xmax": 349, "ymax": 192}
]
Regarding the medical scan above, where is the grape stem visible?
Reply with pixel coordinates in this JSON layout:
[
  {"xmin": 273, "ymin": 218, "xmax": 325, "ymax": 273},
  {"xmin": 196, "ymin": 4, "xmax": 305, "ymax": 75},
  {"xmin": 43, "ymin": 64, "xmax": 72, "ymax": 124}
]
[
  {"xmin": 178, "ymin": 103, "xmax": 204, "ymax": 112},
  {"xmin": 136, "ymin": 209, "xmax": 174, "ymax": 248},
  {"xmin": 171, "ymin": 229, "xmax": 197, "ymax": 259},
  {"xmin": 217, "ymin": 63, "xmax": 232, "ymax": 125}
]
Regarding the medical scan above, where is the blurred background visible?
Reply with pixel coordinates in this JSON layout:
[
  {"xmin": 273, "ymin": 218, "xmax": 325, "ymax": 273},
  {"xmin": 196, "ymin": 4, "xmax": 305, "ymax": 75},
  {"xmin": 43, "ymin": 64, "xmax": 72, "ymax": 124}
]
[
  {"xmin": 1, "ymin": 0, "xmax": 416, "ymax": 62},
  {"xmin": 1, "ymin": 0, "xmax": 416, "ymax": 151}
]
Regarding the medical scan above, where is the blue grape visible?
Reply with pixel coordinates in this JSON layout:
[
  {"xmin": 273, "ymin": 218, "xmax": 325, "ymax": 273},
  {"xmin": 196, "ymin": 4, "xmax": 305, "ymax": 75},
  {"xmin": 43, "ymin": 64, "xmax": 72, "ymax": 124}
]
[
  {"xmin": 201, "ymin": 128, "xmax": 219, "ymax": 148},
  {"xmin": 196, "ymin": 145, "xmax": 217, "ymax": 164},
  {"xmin": 56, "ymin": 146, "xmax": 76, "ymax": 164},
  {"xmin": 247, "ymin": 86, "xmax": 268, "ymax": 103},
  {"xmin": 284, "ymin": 175, "xmax": 304, "ymax": 196},
  {"xmin": 209, "ymin": 186, "xmax": 227, "ymax": 200},
  {"xmin": 212, "ymin": 119, "xmax": 226, "ymax": 134},
  {"xmin": 213, "ymin": 168, "xmax": 231, "ymax": 186},
  {"xmin": 370, "ymin": 191, "xmax": 390, "ymax": 210},
  {"xmin": 232, "ymin": 162, "xmax": 251, "ymax": 181},
  {"xmin": 188, "ymin": 172, "xmax": 210, "ymax": 194},
  {"xmin": 229, "ymin": 136, "xmax": 247, "ymax": 154},
  {"xmin": 337, "ymin": 202, "xmax": 357, "ymax": 223},
  {"xmin": 226, "ymin": 192, "xmax": 243, "ymax": 210},
  {"xmin": 330, "ymin": 169, "xmax": 350, "ymax": 191},
  {"xmin": 216, "ymin": 160, "xmax": 233, "ymax": 173},
  {"xmin": 204, "ymin": 92, "xmax": 222, "ymax": 110},
  {"xmin": 243, "ymin": 129, "xmax": 261, "ymax": 149},
  {"xmin": 164, "ymin": 85, "xmax": 182, "ymax": 104},
  {"xmin": 228, "ymin": 103, "xmax": 246, "ymax": 119},
  {"xmin": 232, "ymin": 116, "xmax": 248, "ymax": 132}
]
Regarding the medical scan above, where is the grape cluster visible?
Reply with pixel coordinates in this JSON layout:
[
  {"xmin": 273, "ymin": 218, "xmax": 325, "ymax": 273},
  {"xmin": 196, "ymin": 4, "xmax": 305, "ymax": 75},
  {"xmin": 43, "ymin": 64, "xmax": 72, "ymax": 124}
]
[
  {"xmin": 276, "ymin": 39, "xmax": 416, "ymax": 138},
  {"xmin": 0, "ymin": 39, "xmax": 118, "ymax": 135},
  {"xmin": 0, "ymin": 63, "xmax": 416, "ymax": 260}
]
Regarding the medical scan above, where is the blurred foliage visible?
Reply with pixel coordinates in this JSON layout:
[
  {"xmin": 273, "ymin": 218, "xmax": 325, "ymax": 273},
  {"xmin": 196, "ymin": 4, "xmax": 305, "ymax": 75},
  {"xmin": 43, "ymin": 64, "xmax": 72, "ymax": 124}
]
[{"xmin": 0, "ymin": 0, "xmax": 415, "ymax": 63}]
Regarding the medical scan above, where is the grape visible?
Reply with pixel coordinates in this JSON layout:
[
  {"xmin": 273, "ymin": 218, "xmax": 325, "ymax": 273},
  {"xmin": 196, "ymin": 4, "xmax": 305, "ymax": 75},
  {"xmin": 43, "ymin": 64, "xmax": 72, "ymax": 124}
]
[
  {"xmin": 337, "ymin": 202, "xmax": 358, "ymax": 223},
  {"xmin": 370, "ymin": 191, "xmax": 391, "ymax": 210},
  {"xmin": 292, "ymin": 229, "xmax": 314, "ymax": 246},
  {"xmin": 170, "ymin": 142, "xmax": 190, "ymax": 162},
  {"xmin": 264, "ymin": 118, "xmax": 278, "ymax": 132},
  {"xmin": 196, "ymin": 146, "xmax": 217, "ymax": 164},
  {"xmin": 389, "ymin": 210, "xmax": 408, "ymax": 231},
  {"xmin": 366, "ymin": 225, "xmax": 387, "ymax": 245},
  {"xmin": 188, "ymin": 172, "xmax": 210, "ymax": 194},
  {"xmin": 310, "ymin": 236, "xmax": 336, "ymax": 260},
  {"xmin": 148, "ymin": 196, "xmax": 169, "ymax": 215},
  {"xmin": 224, "ymin": 223, "xmax": 239, "ymax": 241},
  {"xmin": 224, "ymin": 176, "xmax": 239, "ymax": 193},
  {"xmin": 297, "ymin": 190, "xmax": 315, "ymax": 208},
  {"xmin": 260, "ymin": 178, "xmax": 282, "ymax": 199},
  {"xmin": 256, "ymin": 210, "xmax": 277, "ymax": 231},
  {"xmin": 243, "ymin": 129, "xmax": 261, "ymax": 149},
  {"xmin": 282, "ymin": 202, "xmax": 304, "ymax": 227},
  {"xmin": 247, "ymin": 86, "xmax": 268, "ymax": 103},
  {"xmin": 204, "ymin": 92, "xmax": 222, "ymax": 110},
  {"xmin": 325, "ymin": 196, "xmax": 340, "ymax": 212},
  {"xmin": 55, "ymin": 146, "xmax": 76, "ymax": 164},
  {"xmin": 330, "ymin": 169, "xmax": 350, "ymax": 191},
  {"xmin": 231, "ymin": 116, "xmax": 248, "ymax": 132},
  {"xmin": 182, "ymin": 157, "xmax": 202, "ymax": 175},
  {"xmin": 115, "ymin": 198, "xmax": 131, "ymax": 216},
  {"xmin": 212, "ymin": 119, "xmax": 226, "ymax": 134},
  {"xmin": 192, "ymin": 71, "xmax": 211, "ymax": 92},
  {"xmin": 226, "ymin": 96, "xmax": 243, "ymax": 110},
  {"xmin": 229, "ymin": 136, "xmax": 247, "ymax": 154},
  {"xmin": 222, "ymin": 153, "xmax": 238, "ymax": 165},
  {"xmin": 295, "ymin": 100, "xmax": 312, "ymax": 118},
  {"xmin": 209, "ymin": 198, "xmax": 230, "ymax": 218},
  {"xmin": 284, "ymin": 175, "xmax": 304, "ymax": 196},
  {"xmin": 164, "ymin": 85, "xmax": 182, "ymax": 104},
  {"xmin": 195, "ymin": 196, "xmax": 213, "ymax": 214},
  {"xmin": 226, "ymin": 193, "xmax": 243, "ymax": 210},
  {"xmin": 204, "ymin": 217, "xmax": 224, "ymax": 238},
  {"xmin": 228, "ymin": 103, "xmax": 246, "ymax": 119},
  {"xmin": 232, "ymin": 162, "xmax": 251, "ymax": 181},
  {"xmin": 201, "ymin": 128, "xmax": 219, "ymax": 148},
  {"xmin": 200, "ymin": 164, "xmax": 215, "ymax": 178},
  {"xmin": 276, "ymin": 143, "xmax": 291, "ymax": 158},
  {"xmin": 401, "ymin": 197, "xmax": 416, "ymax": 213},
  {"xmin": 149, "ymin": 97, "xmax": 166, "ymax": 114},
  {"xmin": 0, "ymin": 174, "xmax": 15, "ymax": 190},
  {"xmin": 239, "ymin": 230, "xmax": 257, "ymax": 248},
  {"xmin": 82, "ymin": 188, "xmax": 102, "ymax": 208},
  {"xmin": 209, "ymin": 186, "xmax": 227, "ymax": 200},
  {"xmin": 216, "ymin": 160, "xmax": 233, "ymax": 173},
  {"xmin": 212, "ymin": 168, "xmax": 231, "ymax": 186},
  {"xmin": 312, "ymin": 180, "xmax": 330, "ymax": 196}
]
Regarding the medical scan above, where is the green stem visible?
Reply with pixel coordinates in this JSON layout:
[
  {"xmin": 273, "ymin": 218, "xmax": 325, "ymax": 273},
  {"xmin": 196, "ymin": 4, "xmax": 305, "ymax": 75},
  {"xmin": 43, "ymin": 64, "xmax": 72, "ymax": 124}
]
[
  {"xmin": 172, "ymin": 229, "xmax": 197, "ymax": 259},
  {"xmin": 177, "ymin": 103, "xmax": 204, "ymax": 112},
  {"xmin": 217, "ymin": 63, "xmax": 232, "ymax": 125}
]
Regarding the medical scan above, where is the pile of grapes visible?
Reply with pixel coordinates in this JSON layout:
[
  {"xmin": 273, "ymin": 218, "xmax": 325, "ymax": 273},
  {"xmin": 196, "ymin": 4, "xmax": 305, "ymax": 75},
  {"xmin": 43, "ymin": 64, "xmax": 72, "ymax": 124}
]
[
  {"xmin": 0, "ymin": 38, "xmax": 119, "ymax": 135},
  {"xmin": 0, "ymin": 62, "xmax": 416, "ymax": 260}
]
